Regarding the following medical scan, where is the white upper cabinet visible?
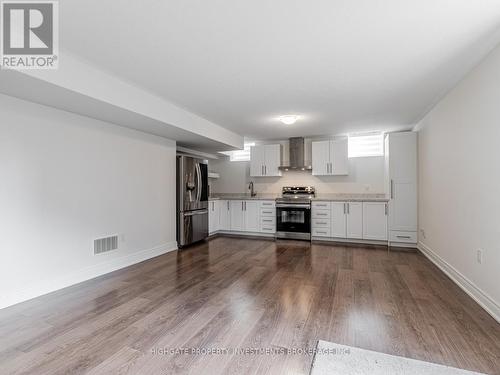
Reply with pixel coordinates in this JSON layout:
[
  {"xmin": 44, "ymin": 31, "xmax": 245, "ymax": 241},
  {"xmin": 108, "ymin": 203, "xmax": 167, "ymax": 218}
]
[
  {"xmin": 250, "ymin": 144, "xmax": 282, "ymax": 177},
  {"xmin": 250, "ymin": 146, "xmax": 265, "ymax": 177},
  {"xmin": 386, "ymin": 132, "xmax": 417, "ymax": 234},
  {"xmin": 311, "ymin": 141, "xmax": 330, "ymax": 176},
  {"xmin": 312, "ymin": 138, "xmax": 348, "ymax": 176},
  {"xmin": 331, "ymin": 139, "xmax": 349, "ymax": 175}
]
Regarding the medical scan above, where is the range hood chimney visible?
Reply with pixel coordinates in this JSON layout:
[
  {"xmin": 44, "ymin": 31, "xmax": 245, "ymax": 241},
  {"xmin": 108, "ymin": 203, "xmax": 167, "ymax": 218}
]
[{"xmin": 279, "ymin": 137, "xmax": 312, "ymax": 171}]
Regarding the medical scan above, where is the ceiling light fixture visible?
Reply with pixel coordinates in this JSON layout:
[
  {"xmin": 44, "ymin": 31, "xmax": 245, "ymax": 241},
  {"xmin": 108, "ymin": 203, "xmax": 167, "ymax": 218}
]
[{"xmin": 279, "ymin": 115, "xmax": 299, "ymax": 125}]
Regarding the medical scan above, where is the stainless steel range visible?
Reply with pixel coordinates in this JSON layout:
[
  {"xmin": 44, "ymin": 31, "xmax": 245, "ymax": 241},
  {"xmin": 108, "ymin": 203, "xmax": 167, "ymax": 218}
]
[{"xmin": 275, "ymin": 186, "xmax": 315, "ymax": 240}]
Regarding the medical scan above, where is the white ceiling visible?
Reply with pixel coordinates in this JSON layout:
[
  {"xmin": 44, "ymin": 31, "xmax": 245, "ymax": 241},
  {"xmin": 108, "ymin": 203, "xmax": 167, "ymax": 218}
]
[{"xmin": 61, "ymin": 1, "xmax": 500, "ymax": 142}]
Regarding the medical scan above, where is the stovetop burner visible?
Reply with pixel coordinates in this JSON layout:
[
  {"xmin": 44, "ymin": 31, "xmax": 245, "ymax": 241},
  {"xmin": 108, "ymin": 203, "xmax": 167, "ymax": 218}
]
[{"xmin": 276, "ymin": 186, "xmax": 315, "ymax": 204}]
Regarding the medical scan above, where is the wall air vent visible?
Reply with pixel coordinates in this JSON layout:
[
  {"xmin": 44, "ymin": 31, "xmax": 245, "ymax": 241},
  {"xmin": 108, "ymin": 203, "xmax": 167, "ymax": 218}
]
[{"xmin": 94, "ymin": 235, "xmax": 118, "ymax": 254}]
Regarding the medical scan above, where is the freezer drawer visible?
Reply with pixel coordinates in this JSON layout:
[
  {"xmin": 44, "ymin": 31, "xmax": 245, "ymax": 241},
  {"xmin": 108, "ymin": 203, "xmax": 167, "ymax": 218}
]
[{"xmin": 178, "ymin": 210, "xmax": 208, "ymax": 248}]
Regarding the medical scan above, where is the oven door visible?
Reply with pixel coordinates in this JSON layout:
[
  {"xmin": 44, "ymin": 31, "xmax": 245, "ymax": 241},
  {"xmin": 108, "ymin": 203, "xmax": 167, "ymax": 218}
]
[{"xmin": 276, "ymin": 204, "xmax": 311, "ymax": 240}]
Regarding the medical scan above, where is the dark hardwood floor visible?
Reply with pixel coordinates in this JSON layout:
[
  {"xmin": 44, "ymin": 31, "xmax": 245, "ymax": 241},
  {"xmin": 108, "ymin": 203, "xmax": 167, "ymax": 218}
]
[{"xmin": 1, "ymin": 236, "xmax": 499, "ymax": 374}]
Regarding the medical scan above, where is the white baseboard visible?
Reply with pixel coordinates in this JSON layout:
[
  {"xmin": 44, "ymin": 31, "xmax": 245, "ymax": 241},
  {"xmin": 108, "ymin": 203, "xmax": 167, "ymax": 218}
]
[
  {"xmin": 418, "ymin": 242, "xmax": 500, "ymax": 323},
  {"xmin": 312, "ymin": 237, "xmax": 388, "ymax": 246},
  {"xmin": 215, "ymin": 230, "xmax": 275, "ymax": 238},
  {"xmin": 0, "ymin": 241, "xmax": 178, "ymax": 310}
]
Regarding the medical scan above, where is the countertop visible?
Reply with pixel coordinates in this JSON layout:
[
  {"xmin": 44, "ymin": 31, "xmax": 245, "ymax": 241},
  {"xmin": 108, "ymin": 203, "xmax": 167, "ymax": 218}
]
[
  {"xmin": 209, "ymin": 193, "xmax": 388, "ymax": 202},
  {"xmin": 209, "ymin": 194, "xmax": 278, "ymax": 201},
  {"xmin": 313, "ymin": 194, "xmax": 389, "ymax": 202}
]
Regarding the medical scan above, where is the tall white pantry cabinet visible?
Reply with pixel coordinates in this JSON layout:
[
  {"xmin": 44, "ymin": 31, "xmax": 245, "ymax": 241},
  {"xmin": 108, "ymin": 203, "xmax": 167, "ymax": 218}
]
[{"xmin": 385, "ymin": 132, "xmax": 418, "ymax": 246}]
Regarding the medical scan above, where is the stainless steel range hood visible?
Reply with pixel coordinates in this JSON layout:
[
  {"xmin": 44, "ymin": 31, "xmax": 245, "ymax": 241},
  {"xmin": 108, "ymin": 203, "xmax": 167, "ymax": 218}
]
[{"xmin": 279, "ymin": 137, "xmax": 312, "ymax": 171}]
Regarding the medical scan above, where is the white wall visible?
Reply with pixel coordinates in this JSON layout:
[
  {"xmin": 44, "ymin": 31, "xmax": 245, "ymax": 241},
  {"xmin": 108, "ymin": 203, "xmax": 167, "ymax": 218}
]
[
  {"xmin": 0, "ymin": 94, "xmax": 177, "ymax": 309},
  {"xmin": 416, "ymin": 43, "xmax": 500, "ymax": 320},
  {"xmin": 209, "ymin": 156, "xmax": 385, "ymax": 195}
]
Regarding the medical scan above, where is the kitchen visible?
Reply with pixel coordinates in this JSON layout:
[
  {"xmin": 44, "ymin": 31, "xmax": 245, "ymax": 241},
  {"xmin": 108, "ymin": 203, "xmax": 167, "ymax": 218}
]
[{"xmin": 179, "ymin": 132, "xmax": 416, "ymax": 249}]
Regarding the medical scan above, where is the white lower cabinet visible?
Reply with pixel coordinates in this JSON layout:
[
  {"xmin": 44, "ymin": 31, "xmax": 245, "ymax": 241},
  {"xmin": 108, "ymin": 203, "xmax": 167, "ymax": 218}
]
[
  {"xmin": 208, "ymin": 200, "xmax": 220, "ymax": 235},
  {"xmin": 230, "ymin": 200, "xmax": 245, "ymax": 231},
  {"xmin": 219, "ymin": 200, "xmax": 231, "ymax": 231},
  {"xmin": 223, "ymin": 200, "xmax": 275, "ymax": 234},
  {"xmin": 331, "ymin": 202, "xmax": 347, "ymax": 238},
  {"xmin": 312, "ymin": 201, "xmax": 389, "ymax": 243},
  {"xmin": 362, "ymin": 202, "xmax": 388, "ymax": 240},
  {"xmin": 346, "ymin": 202, "xmax": 363, "ymax": 239},
  {"xmin": 243, "ymin": 201, "xmax": 260, "ymax": 232}
]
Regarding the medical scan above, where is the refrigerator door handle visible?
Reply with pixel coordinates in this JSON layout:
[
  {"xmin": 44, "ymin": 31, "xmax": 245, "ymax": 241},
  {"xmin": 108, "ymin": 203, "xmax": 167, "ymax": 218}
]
[
  {"xmin": 195, "ymin": 163, "xmax": 202, "ymax": 202},
  {"xmin": 184, "ymin": 210, "xmax": 209, "ymax": 216}
]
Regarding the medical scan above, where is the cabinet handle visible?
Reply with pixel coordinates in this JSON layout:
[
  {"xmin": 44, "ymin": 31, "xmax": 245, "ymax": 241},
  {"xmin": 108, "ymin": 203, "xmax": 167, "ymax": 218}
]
[
  {"xmin": 316, "ymin": 221, "xmax": 327, "ymax": 225},
  {"xmin": 241, "ymin": 201, "xmax": 244, "ymax": 211},
  {"xmin": 317, "ymin": 231, "xmax": 326, "ymax": 234},
  {"xmin": 343, "ymin": 203, "xmax": 346, "ymax": 214},
  {"xmin": 347, "ymin": 203, "xmax": 350, "ymax": 214},
  {"xmin": 390, "ymin": 180, "xmax": 394, "ymax": 199},
  {"xmin": 385, "ymin": 203, "xmax": 388, "ymax": 215},
  {"xmin": 227, "ymin": 201, "xmax": 230, "ymax": 210},
  {"xmin": 263, "ymin": 219, "xmax": 273, "ymax": 222},
  {"xmin": 265, "ymin": 165, "xmax": 267, "ymax": 175},
  {"xmin": 396, "ymin": 235, "xmax": 411, "ymax": 239}
]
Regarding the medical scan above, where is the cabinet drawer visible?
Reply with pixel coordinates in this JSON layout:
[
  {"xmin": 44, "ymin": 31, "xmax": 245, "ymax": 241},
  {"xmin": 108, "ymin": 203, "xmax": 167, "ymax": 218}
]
[
  {"xmin": 312, "ymin": 209, "xmax": 331, "ymax": 219},
  {"xmin": 259, "ymin": 201, "xmax": 276, "ymax": 208},
  {"xmin": 312, "ymin": 218, "xmax": 331, "ymax": 228},
  {"xmin": 260, "ymin": 225, "xmax": 276, "ymax": 233},
  {"xmin": 260, "ymin": 208, "xmax": 276, "ymax": 217},
  {"xmin": 389, "ymin": 230, "xmax": 417, "ymax": 243},
  {"xmin": 260, "ymin": 217, "xmax": 276, "ymax": 225},
  {"xmin": 312, "ymin": 227, "xmax": 331, "ymax": 237},
  {"xmin": 312, "ymin": 201, "xmax": 331, "ymax": 210}
]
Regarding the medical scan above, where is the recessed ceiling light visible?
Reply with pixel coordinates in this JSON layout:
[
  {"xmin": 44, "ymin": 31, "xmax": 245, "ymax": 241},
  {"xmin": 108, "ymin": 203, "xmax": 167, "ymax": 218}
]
[{"xmin": 279, "ymin": 115, "xmax": 299, "ymax": 125}]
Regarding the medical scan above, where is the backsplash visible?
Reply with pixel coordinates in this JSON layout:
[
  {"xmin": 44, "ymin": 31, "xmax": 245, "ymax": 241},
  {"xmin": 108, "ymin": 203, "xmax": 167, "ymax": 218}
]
[{"xmin": 209, "ymin": 156, "xmax": 385, "ymax": 195}]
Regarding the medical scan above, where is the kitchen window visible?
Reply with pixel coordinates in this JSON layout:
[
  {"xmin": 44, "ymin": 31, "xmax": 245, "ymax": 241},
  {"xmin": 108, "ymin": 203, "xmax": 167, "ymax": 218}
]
[
  {"xmin": 348, "ymin": 132, "xmax": 384, "ymax": 158},
  {"xmin": 220, "ymin": 142, "xmax": 255, "ymax": 162}
]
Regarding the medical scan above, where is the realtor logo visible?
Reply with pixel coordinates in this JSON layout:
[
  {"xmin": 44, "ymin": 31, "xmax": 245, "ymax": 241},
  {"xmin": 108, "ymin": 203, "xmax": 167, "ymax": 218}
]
[{"xmin": 1, "ymin": 0, "xmax": 58, "ymax": 69}]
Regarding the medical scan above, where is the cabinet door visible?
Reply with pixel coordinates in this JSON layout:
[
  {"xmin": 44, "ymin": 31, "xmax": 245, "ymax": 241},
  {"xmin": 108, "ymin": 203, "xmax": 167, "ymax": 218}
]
[
  {"xmin": 331, "ymin": 202, "xmax": 347, "ymax": 238},
  {"xmin": 346, "ymin": 202, "xmax": 363, "ymax": 239},
  {"xmin": 230, "ymin": 200, "xmax": 245, "ymax": 231},
  {"xmin": 244, "ymin": 201, "xmax": 260, "ymax": 232},
  {"xmin": 389, "ymin": 181, "xmax": 417, "ymax": 231},
  {"xmin": 250, "ymin": 146, "xmax": 265, "ymax": 177},
  {"xmin": 362, "ymin": 202, "xmax": 388, "ymax": 240},
  {"xmin": 219, "ymin": 200, "xmax": 231, "ymax": 231},
  {"xmin": 311, "ymin": 141, "xmax": 330, "ymax": 176},
  {"xmin": 264, "ymin": 144, "xmax": 282, "ymax": 176},
  {"xmin": 388, "ymin": 132, "xmax": 417, "ymax": 182},
  {"xmin": 331, "ymin": 138, "xmax": 349, "ymax": 175},
  {"xmin": 208, "ymin": 201, "xmax": 219, "ymax": 234}
]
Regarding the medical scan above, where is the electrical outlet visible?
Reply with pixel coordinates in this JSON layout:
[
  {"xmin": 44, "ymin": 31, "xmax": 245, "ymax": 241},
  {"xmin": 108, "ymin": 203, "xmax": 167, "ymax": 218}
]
[
  {"xmin": 420, "ymin": 229, "xmax": 426, "ymax": 239},
  {"xmin": 476, "ymin": 249, "xmax": 483, "ymax": 264}
]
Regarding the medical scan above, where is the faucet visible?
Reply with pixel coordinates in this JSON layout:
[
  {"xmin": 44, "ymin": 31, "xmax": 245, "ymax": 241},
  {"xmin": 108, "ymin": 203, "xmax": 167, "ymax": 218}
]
[{"xmin": 248, "ymin": 181, "xmax": 257, "ymax": 197}]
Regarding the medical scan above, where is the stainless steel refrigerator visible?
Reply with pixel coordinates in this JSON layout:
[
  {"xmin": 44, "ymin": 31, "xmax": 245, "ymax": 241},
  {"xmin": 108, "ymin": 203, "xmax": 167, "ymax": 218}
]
[{"xmin": 176, "ymin": 155, "xmax": 209, "ymax": 248}]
